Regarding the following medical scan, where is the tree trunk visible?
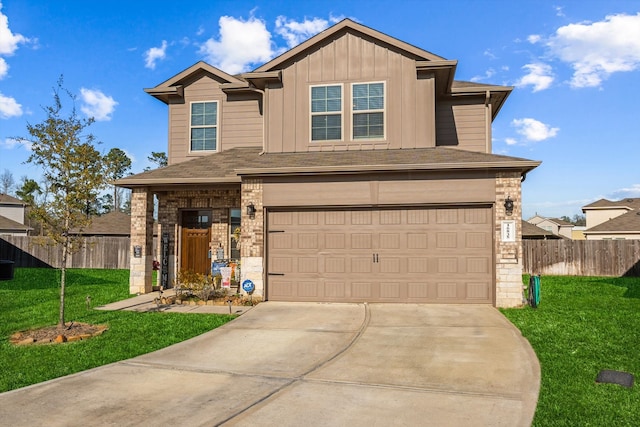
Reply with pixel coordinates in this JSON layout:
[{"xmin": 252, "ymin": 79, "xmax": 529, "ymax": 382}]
[{"xmin": 59, "ymin": 238, "xmax": 67, "ymax": 327}]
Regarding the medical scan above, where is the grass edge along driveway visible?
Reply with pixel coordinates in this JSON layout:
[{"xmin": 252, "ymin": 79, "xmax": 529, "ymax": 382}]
[
  {"xmin": 0, "ymin": 268, "xmax": 235, "ymax": 392},
  {"xmin": 501, "ymin": 275, "xmax": 640, "ymax": 427}
]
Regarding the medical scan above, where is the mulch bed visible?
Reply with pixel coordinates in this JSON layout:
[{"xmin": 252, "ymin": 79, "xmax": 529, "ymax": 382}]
[{"xmin": 10, "ymin": 322, "xmax": 108, "ymax": 346}]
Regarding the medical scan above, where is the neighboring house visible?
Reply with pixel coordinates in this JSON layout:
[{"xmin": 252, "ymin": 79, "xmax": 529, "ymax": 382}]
[
  {"xmin": 0, "ymin": 194, "xmax": 30, "ymax": 236},
  {"xmin": 582, "ymin": 198, "xmax": 640, "ymax": 240},
  {"xmin": 71, "ymin": 211, "xmax": 136, "ymax": 237},
  {"xmin": 118, "ymin": 19, "xmax": 540, "ymax": 307},
  {"xmin": 526, "ymin": 215, "xmax": 573, "ymax": 239},
  {"xmin": 521, "ymin": 221, "xmax": 562, "ymax": 240}
]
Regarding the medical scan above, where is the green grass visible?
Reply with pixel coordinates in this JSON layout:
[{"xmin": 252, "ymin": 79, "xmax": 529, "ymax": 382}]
[
  {"xmin": 0, "ymin": 268, "xmax": 235, "ymax": 392},
  {"xmin": 501, "ymin": 275, "xmax": 640, "ymax": 426}
]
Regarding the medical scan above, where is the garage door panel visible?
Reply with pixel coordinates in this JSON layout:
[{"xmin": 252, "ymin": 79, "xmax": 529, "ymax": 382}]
[{"xmin": 268, "ymin": 207, "xmax": 493, "ymax": 304}]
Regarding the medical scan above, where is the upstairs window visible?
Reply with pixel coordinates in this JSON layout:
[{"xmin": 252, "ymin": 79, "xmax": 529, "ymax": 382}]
[
  {"xmin": 190, "ymin": 101, "xmax": 218, "ymax": 151},
  {"xmin": 353, "ymin": 82, "xmax": 384, "ymax": 139},
  {"xmin": 311, "ymin": 85, "xmax": 342, "ymax": 141}
]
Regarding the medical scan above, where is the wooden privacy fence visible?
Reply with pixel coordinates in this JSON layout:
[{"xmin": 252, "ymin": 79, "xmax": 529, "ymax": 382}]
[
  {"xmin": 523, "ymin": 240, "xmax": 640, "ymax": 277},
  {"xmin": 0, "ymin": 235, "xmax": 132, "ymax": 269}
]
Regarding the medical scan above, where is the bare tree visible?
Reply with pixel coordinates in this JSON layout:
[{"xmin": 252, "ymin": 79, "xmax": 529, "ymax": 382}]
[{"xmin": 0, "ymin": 169, "xmax": 15, "ymax": 194}]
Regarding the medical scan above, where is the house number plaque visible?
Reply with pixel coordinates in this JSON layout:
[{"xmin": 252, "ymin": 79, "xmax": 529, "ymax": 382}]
[{"xmin": 501, "ymin": 220, "xmax": 516, "ymax": 242}]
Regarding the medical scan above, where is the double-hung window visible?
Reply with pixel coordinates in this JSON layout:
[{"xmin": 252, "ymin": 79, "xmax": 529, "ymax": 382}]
[
  {"xmin": 352, "ymin": 82, "xmax": 384, "ymax": 139},
  {"xmin": 311, "ymin": 85, "xmax": 342, "ymax": 141},
  {"xmin": 190, "ymin": 101, "xmax": 218, "ymax": 151}
]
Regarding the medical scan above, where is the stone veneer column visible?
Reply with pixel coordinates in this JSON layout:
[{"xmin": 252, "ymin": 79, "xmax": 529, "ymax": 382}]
[
  {"xmin": 129, "ymin": 187, "xmax": 154, "ymax": 294},
  {"xmin": 495, "ymin": 172, "xmax": 524, "ymax": 307},
  {"xmin": 240, "ymin": 178, "xmax": 264, "ymax": 297}
]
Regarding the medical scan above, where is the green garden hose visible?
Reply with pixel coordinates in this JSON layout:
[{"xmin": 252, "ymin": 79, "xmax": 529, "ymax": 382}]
[{"xmin": 528, "ymin": 275, "xmax": 541, "ymax": 308}]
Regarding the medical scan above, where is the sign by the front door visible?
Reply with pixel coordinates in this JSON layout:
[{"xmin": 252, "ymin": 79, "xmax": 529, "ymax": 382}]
[
  {"xmin": 501, "ymin": 220, "xmax": 516, "ymax": 242},
  {"xmin": 242, "ymin": 279, "xmax": 255, "ymax": 293},
  {"xmin": 220, "ymin": 267, "xmax": 232, "ymax": 288},
  {"xmin": 133, "ymin": 245, "xmax": 142, "ymax": 258},
  {"xmin": 161, "ymin": 232, "xmax": 169, "ymax": 289}
]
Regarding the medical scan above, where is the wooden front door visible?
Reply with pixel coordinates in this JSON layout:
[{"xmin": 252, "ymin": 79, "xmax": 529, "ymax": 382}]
[{"xmin": 181, "ymin": 228, "xmax": 211, "ymax": 274}]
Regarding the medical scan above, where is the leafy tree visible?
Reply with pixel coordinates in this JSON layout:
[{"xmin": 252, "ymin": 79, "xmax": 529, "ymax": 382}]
[
  {"xmin": 144, "ymin": 151, "xmax": 168, "ymax": 171},
  {"xmin": 0, "ymin": 169, "xmax": 15, "ymax": 194},
  {"xmin": 17, "ymin": 78, "xmax": 104, "ymax": 327},
  {"xmin": 104, "ymin": 147, "xmax": 132, "ymax": 211},
  {"xmin": 572, "ymin": 214, "xmax": 586, "ymax": 226},
  {"xmin": 15, "ymin": 176, "xmax": 41, "ymax": 206}
]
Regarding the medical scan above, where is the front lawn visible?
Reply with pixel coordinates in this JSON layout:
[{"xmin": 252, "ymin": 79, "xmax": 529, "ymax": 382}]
[
  {"xmin": 0, "ymin": 268, "xmax": 235, "ymax": 392},
  {"xmin": 501, "ymin": 276, "xmax": 640, "ymax": 426}
]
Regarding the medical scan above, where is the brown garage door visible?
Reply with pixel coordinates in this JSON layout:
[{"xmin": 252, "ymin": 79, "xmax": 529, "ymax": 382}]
[{"xmin": 267, "ymin": 207, "xmax": 493, "ymax": 303}]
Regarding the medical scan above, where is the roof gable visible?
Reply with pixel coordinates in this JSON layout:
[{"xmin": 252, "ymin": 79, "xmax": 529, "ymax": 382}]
[
  {"xmin": 585, "ymin": 210, "xmax": 640, "ymax": 234},
  {"xmin": 583, "ymin": 198, "xmax": 640, "ymax": 211},
  {"xmin": 0, "ymin": 194, "xmax": 25, "ymax": 205},
  {"xmin": 254, "ymin": 18, "xmax": 445, "ymax": 73},
  {"xmin": 145, "ymin": 61, "xmax": 248, "ymax": 103}
]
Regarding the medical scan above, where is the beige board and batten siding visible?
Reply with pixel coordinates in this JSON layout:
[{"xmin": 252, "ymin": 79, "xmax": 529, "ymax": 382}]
[
  {"xmin": 168, "ymin": 74, "xmax": 263, "ymax": 165},
  {"xmin": 436, "ymin": 98, "xmax": 490, "ymax": 153},
  {"xmin": 264, "ymin": 31, "xmax": 437, "ymax": 153}
]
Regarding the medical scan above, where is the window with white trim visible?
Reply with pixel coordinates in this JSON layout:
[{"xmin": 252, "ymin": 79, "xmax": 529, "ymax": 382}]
[
  {"xmin": 311, "ymin": 85, "xmax": 342, "ymax": 141},
  {"xmin": 352, "ymin": 82, "xmax": 384, "ymax": 139},
  {"xmin": 190, "ymin": 101, "xmax": 218, "ymax": 151}
]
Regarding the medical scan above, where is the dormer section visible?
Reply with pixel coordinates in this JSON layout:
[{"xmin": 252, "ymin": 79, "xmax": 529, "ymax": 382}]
[{"xmin": 145, "ymin": 62, "xmax": 264, "ymax": 165}]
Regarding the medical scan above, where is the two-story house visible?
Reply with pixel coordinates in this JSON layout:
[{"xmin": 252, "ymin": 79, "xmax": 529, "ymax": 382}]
[
  {"xmin": 0, "ymin": 194, "xmax": 30, "ymax": 236},
  {"xmin": 526, "ymin": 215, "xmax": 573, "ymax": 239},
  {"xmin": 582, "ymin": 198, "xmax": 640, "ymax": 239},
  {"xmin": 118, "ymin": 19, "xmax": 540, "ymax": 307}
]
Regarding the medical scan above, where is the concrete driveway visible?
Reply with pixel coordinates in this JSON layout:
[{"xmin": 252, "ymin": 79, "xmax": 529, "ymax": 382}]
[{"xmin": 0, "ymin": 303, "xmax": 539, "ymax": 426}]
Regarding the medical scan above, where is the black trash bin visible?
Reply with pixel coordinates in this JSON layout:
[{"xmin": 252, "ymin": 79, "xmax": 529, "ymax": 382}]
[{"xmin": 0, "ymin": 260, "xmax": 15, "ymax": 281}]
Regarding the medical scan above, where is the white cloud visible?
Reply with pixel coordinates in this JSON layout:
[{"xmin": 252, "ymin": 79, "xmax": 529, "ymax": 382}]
[
  {"xmin": 0, "ymin": 3, "xmax": 26, "ymax": 55},
  {"xmin": 515, "ymin": 63, "xmax": 554, "ymax": 92},
  {"xmin": 0, "ymin": 2, "xmax": 28, "ymax": 80},
  {"xmin": 0, "ymin": 91, "xmax": 21, "ymax": 118},
  {"xmin": 511, "ymin": 118, "xmax": 559, "ymax": 142},
  {"xmin": 505, "ymin": 137, "xmax": 518, "ymax": 146},
  {"xmin": 79, "ymin": 88, "xmax": 118, "ymax": 121},
  {"xmin": 144, "ymin": 40, "xmax": 167, "ymax": 69},
  {"xmin": 547, "ymin": 13, "xmax": 640, "ymax": 88},
  {"xmin": 198, "ymin": 15, "xmax": 277, "ymax": 74},
  {"xmin": 610, "ymin": 184, "xmax": 640, "ymax": 199},
  {"xmin": 470, "ymin": 68, "xmax": 496, "ymax": 82},
  {"xmin": 275, "ymin": 16, "xmax": 331, "ymax": 48},
  {"xmin": 527, "ymin": 34, "xmax": 542, "ymax": 44}
]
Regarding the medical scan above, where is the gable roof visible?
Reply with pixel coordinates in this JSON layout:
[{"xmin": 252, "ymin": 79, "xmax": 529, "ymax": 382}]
[
  {"xmin": 548, "ymin": 218, "xmax": 574, "ymax": 227},
  {"xmin": 145, "ymin": 61, "xmax": 250, "ymax": 104},
  {"xmin": 521, "ymin": 220, "xmax": 562, "ymax": 239},
  {"xmin": 0, "ymin": 194, "xmax": 25, "ymax": 206},
  {"xmin": 254, "ymin": 18, "xmax": 445, "ymax": 74},
  {"xmin": 584, "ymin": 210, "xmax": 640, "ymax": 234},
  {"xmin": 0, "ymin": 214, "xmax": 30, "ymax": 232},
  {"xmin": 582, "ymin": 198, "xmax": 640, "ymax": 211},
  {"xmin": 117, "ymin": 146, "xmax": 540, "ymax": 187},
  {"xmin": 78, "ymin": 211, "xmax": 134, "ymax": 236}
]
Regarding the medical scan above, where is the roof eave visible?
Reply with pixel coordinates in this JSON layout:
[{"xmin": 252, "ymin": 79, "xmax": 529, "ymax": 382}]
[
  {"xmin": 236, "ymin": 160, "xmax": 541, "ymax": 177},
  {"xmin": 116, "ymin": 176, "xmax": 241, "ymax": 189}
]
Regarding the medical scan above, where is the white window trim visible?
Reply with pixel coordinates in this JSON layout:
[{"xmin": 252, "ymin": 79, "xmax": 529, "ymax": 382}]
[
  {"xmin": 189, "ymin": 100, "xmax": 219, "ymax": 153},
  {"xmin": 351, "ymin": 81, "xmax": 386, "ymax": 141},
  {"xmin": 309, "ymin": 83, "xmax": 344, "ymax": 143}
]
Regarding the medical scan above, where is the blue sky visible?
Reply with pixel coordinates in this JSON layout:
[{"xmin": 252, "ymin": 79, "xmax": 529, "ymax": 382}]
[{"xmin": 1, "ymin": 0, "xmax": 639, "ymax": 219}]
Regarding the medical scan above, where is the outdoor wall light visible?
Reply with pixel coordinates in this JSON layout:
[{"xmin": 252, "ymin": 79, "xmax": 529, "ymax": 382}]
[
  {"xmin": 504, "ymin": 196, "xmax": 515, "ymax": 216},
  {"xmin": 246, "ymin": 202, "xmax": 256, "ymax": 219}
]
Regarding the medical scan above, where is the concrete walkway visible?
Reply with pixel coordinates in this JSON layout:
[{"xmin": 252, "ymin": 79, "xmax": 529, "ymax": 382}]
[{"xmin": 0, "ymin": 302, "xmax": 539, "ymax": 426}]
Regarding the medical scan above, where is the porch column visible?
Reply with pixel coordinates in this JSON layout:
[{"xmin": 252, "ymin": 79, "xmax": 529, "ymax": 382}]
[
  {"xmin": 240, "ymin": 178, "xmax": 264, "ymax": 297},
  {"xmin": 130, "ymin": 187, "xmax": 154, "ymax": 294},
  {"xmin": 495, "ymin": 172, "xmax": 524, "ymax": 308}
]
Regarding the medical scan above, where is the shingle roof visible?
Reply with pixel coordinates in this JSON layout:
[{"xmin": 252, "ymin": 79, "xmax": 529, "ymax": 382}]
[
  {"xmin": 0, "ymin": 214, "xmax": 30, "ymax": 232},
  {"xmin": 585, "ymin": 210, "xmax": 640, "ymax": 234},
  {"xmin": 549, "ymin": 218, "xmax": 574, "ymax": 226},
  {"xmin": 0, "ymin": 194, "xmax": 25, "ymax": 205},
  {"xmin": 583, "ymin": 198, "xmax": 640, "ymax": 210},
  {"xmin": 80, "ymin": 211, "xmax": 133, "ymax": 236},
  {"xmin": 521, "ymin": 220, "xmax": 562, "ymax": 239},
  {"xmin": 117, "ymin": 147, "xmax": 540, "ymax": 187}
]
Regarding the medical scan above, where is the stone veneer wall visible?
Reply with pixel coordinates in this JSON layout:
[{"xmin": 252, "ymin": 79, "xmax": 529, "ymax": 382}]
[
  {"xmin": 495, "ymin": 171, "xmax": 524, "ymax": 307},
  {"xmin": 240, "ymin": 178, "xmax": 264, "ymax": 296},
  {"xmin": 129, "ymin": 188, "xmax": 154, "ymax": 294},
  {"xmin": 156, "ymin": 186, "xmax": 241, "ymax": 290}
]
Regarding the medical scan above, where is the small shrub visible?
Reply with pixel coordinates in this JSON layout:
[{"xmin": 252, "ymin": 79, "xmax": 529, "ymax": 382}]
[{"xmin": 174, "ymin": 270, "xmax": 215, "ymax": 301}]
